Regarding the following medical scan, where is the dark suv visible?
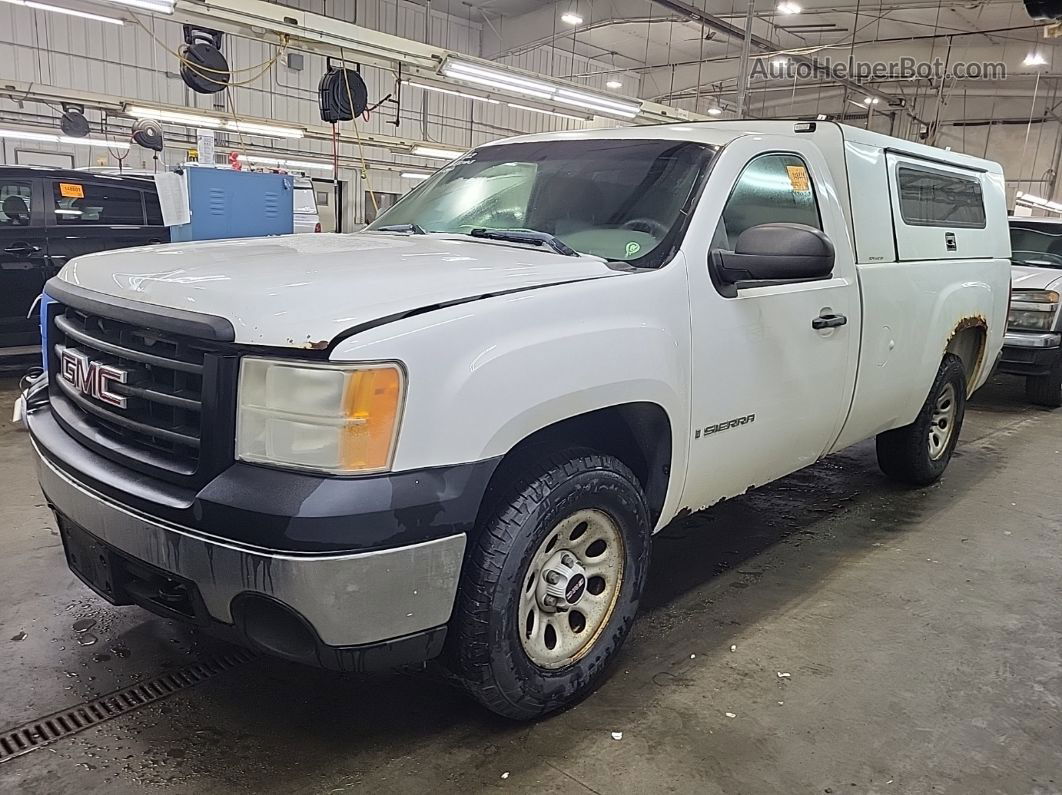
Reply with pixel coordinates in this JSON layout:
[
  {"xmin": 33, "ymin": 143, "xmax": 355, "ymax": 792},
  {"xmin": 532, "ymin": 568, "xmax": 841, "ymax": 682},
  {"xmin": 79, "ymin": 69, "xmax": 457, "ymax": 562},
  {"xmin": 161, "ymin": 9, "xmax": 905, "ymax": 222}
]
[{"xmin": 0, "ymin": 166, "xmax": 168, "ymax": 358}]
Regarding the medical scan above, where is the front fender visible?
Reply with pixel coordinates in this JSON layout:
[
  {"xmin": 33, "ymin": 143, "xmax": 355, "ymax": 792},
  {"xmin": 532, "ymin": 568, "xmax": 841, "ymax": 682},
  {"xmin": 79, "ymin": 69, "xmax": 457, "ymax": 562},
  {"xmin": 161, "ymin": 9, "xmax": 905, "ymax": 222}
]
[{"xmin": 330, "ymin": 264, "xmax": 692, "ymax": 484}]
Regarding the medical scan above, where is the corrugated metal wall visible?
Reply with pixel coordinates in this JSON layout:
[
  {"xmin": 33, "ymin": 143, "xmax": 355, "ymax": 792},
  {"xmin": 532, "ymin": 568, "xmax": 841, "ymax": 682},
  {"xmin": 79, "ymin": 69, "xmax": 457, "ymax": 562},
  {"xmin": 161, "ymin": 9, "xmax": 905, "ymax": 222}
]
[{"xmin": 0, "ymin": 0, "xmax": 630, "ymax": 226}]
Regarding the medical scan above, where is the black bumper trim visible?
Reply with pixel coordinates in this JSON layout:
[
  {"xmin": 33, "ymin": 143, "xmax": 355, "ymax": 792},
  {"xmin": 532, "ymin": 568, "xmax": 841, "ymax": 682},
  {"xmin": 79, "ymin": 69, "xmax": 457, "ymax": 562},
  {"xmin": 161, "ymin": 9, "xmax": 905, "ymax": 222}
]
[
  {"xmin": 30, "ymin": 403, "xmax": 501, "ymax": 554},
  {"xmin": 997, "ymin": 345, "xmax": 1061, "ymax": 377}
]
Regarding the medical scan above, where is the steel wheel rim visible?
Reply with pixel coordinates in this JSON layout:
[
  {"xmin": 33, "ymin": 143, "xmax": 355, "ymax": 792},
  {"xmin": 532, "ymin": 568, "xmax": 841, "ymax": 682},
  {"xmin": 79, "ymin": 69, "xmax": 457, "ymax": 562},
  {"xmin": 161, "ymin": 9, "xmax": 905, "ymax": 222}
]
[
  {"xmin": 517, "ymin": 508, "xmax": 625, "ymax": 670},
  {"xmin": 928, "ymin": 382, "xmax": 958, "ymax": 460}
]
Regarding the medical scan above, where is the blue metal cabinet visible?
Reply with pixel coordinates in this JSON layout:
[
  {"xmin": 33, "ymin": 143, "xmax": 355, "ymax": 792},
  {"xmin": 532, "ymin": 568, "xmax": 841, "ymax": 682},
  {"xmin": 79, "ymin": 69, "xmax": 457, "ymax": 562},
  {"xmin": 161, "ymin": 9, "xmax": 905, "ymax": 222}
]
[{"xmin": 170, "ymin": 168, "xmax": 294, "ymax": 242}]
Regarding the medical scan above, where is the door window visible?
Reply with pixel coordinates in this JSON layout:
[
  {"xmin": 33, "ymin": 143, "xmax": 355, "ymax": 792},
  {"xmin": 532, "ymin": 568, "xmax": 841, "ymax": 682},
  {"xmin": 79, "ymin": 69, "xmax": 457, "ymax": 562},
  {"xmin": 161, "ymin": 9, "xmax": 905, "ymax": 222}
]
[
  {"xmin": 51, "ymin": 181, "xmax": 146, "ymax": 225},
  {"xmin": 714, "ymin": 153, "xmax": 821, "ymax": 250},
  {"xmin": 0, "ymin": 181, "xmax": 33, "ymax": 227}
]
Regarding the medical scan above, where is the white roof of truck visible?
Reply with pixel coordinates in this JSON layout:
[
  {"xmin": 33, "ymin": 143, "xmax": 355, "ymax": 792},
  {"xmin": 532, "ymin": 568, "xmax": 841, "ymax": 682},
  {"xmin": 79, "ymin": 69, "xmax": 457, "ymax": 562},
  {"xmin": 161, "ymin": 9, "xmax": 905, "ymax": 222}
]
[{"xmin": 489, "ymin": 119, "xmax": 1003, "ymax": 175}]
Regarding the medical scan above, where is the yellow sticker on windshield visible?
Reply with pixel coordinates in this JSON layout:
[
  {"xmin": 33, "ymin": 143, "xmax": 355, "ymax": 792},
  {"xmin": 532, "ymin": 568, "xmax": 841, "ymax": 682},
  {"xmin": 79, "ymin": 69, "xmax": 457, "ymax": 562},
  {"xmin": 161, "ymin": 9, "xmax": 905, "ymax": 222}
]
[
  {"xmin": 59, "ymin": 182, "xmax": 84, "ymax": 199},
  {"xmin": 786, "ymin": 165, "xmax": 810, "ymax": 192}
]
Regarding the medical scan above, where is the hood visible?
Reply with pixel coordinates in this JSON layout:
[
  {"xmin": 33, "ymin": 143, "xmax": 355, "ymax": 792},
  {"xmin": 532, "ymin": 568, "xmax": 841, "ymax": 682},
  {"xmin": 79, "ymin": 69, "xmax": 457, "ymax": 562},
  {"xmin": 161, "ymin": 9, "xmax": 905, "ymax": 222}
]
[
  {"xmin": 55, "ymin": 233, "xmax": 619, "ymax": 348},
  {"xmin": 1011, "ymin": 263, "xmax": 1062, "ymax": 291}
]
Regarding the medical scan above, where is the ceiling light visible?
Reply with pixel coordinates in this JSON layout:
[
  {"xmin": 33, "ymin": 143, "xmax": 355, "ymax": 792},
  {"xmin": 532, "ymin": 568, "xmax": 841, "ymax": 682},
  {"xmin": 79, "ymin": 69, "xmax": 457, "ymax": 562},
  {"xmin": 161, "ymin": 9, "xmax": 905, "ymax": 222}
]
[
  {"xmin": 411, "ymin": 145, "xmax": 465, "ymax": 160},
  {"xmin": 0, "ymin": 0, "xmax": 124, "ymax": 24},
  {"xmin": 507, "ymin": 103, "xmax": 587, "ymax": 122},
  {"xmin": 128, "ymin": 106, "xmax": 221, "ymax": 127},
  {"xmin": 224, "ymin": 121, "xmax": 304, "ymax": 138},
  {"xmin": 554, "ymin": 87, "xmax": 640, "ymax": 118},
  {"xmin": 561, "ymin": 12, "xmax": 583, "ymax": 25},
  {"xmin": 403, "ymin": 80, "xmax": 500, "ymax": 104},
  {"xmin": 1024, "ymin": 52, "xmax": 1048, "ymax": 67},
  {"xmin": 237, "ymin": 155, "xmax": 333, "ymax": 172},
  {"xmin": 441, "ymin": 58, "xmax": 642, "ymax": 119},
  {"xmin": 863, "ymin": 96, "xmax": 880, "ymax": 105},
  {"xmin": 605, "ymin": 80, "xmax": 623, "ymax": 89},
  {"xmin": 776, "ymin": 1, "xmax": 801, "ymax": 14},
  {"xmin": 400, "ymin": 172, "xmax": 431, "ymax": 180},
  {"xmin": 442, "ymin": 60, "xmax": 556, "ymax": 100},
  {"xmin": 707, "ymin": 107, "xmax": 723, "ymax": 116},
  {"xmin": 97, "ymin": 0, "xmax": 173, "ymax": 13},
  {"xmin": 0, "ymin": 129, "xmax": 129, "ymax": 148}
]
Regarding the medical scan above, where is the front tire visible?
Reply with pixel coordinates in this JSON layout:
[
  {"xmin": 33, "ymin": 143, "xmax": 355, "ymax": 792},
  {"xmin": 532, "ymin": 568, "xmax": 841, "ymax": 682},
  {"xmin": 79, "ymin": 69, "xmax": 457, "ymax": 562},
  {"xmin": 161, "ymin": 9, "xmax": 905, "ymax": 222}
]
[
  {"xmin": 448, "ymin": 449, "xmax": 651, "ymax": 720},
  {"xmin": 876, "ymin": 354, "xmax": 967, "ymax": 486},
  {"xmin": 1025, "ymin": 358, "xmax": 1062, "ymax": 408}
]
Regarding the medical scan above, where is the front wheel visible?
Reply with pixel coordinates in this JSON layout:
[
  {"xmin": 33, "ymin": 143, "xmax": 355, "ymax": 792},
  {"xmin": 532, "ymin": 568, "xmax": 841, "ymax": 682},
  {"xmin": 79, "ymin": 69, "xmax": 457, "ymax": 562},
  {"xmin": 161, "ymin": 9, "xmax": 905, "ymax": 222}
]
[
  {"xmin": 448, "ymin": 450, "xmax": 651, "ymax": 720},
  {"xmin": 876, "ymin": 354, "xmax": 967, "ymax": 486}
]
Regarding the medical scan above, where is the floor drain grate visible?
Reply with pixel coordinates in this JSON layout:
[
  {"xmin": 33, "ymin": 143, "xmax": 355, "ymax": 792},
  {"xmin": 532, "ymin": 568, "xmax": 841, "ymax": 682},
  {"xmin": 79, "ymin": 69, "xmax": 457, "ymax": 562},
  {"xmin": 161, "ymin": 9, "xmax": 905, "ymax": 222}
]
[{"xmin": 0, "ymin": 648, "xmax": 257, "ymax": 765}]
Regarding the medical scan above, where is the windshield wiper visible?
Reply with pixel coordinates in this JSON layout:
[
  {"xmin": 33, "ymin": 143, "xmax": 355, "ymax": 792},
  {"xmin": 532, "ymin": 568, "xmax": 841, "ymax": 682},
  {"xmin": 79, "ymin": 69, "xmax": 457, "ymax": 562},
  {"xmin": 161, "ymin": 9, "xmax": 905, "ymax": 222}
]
[
  {"xmin": 374, "ymin": 223, "xmax": 427, "ymax": 235},
  {"xmin": 468, "ymin": 228, "xmax": 578, "ymax": 257}
]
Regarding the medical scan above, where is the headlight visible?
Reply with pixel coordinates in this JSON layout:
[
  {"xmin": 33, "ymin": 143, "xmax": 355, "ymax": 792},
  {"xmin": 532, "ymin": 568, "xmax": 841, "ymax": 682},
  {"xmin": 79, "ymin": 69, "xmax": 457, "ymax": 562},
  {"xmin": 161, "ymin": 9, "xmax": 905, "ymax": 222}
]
[
  {"xmin": 236, "ymin": 358, "xmax": 405, "ymax": 474},
  {"xmin": 1008, "ymin": 289, "xmax": 1060, "ymax": 332}
]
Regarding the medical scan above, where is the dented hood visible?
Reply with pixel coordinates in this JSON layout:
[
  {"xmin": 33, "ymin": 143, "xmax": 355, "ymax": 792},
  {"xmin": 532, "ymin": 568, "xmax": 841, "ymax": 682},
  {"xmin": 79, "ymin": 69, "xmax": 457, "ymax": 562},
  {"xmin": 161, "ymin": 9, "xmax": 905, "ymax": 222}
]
[{"xmin": 55, "ymin": 232, "xmax": 618, "ymax": 347}]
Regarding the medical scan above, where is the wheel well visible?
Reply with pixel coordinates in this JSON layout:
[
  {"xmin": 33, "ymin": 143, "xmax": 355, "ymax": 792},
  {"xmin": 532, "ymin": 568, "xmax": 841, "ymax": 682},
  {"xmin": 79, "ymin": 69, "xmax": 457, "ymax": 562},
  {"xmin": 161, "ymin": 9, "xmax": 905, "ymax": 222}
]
[
  {"xmin": 946, "ymin": 321, "xmax": 987, "ymax": 395},
  {"xmin": 476, "ymin": 403, "xmax": 673, "ymax": 529}
]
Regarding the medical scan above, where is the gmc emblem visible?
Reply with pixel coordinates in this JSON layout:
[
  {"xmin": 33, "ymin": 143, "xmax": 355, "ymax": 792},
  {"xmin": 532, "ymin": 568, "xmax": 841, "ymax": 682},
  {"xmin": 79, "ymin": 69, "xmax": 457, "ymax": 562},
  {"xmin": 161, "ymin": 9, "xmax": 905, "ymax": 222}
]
[{"xmin": 60, "ymin": 348, "xmax": 128, "ymax": 409}]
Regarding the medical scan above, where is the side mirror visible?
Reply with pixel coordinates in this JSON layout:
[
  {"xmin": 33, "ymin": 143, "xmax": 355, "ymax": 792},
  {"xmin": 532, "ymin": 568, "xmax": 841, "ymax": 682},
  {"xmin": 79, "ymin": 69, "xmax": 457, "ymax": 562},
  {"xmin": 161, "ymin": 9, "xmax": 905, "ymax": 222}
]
[{"xmin": 712, "ymin": 223, "xmax": 835, "ymax": 290}]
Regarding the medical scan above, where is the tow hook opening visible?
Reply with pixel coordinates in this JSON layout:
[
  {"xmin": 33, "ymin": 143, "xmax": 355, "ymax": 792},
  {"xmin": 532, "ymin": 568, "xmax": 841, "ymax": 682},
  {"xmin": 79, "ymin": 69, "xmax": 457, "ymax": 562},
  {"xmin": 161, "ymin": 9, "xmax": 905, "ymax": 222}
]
[{"xmin": 232, "ymin": 595, "xmax": 319, "ymax": 663}]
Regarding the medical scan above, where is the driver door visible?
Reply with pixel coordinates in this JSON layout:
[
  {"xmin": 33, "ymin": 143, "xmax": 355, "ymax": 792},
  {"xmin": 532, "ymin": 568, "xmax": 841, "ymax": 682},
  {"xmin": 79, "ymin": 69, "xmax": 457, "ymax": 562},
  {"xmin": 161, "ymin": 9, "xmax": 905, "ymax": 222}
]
[{"xmin": 681, "ymin": 134, "xmax": 862, "ymax": 510}]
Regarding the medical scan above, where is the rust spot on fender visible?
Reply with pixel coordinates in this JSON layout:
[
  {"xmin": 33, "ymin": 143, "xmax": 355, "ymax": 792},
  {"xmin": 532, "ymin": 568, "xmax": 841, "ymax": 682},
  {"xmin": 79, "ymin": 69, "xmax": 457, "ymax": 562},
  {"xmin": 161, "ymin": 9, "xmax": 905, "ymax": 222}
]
[
  {"xmin": 946, "ymin": 315, "xmax": 988, "ymax": 391},
  {"xmin": 302, "ymin": 339, "xmax": 330, "ymax": 350}
]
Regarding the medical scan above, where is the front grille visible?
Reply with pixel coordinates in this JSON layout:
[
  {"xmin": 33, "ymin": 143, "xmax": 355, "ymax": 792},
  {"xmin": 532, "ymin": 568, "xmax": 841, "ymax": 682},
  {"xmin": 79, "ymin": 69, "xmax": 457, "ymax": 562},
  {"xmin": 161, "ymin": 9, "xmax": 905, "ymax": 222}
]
[{"xmin": 48, "ymin": 304, "xmax": 233, "ymax": 482}]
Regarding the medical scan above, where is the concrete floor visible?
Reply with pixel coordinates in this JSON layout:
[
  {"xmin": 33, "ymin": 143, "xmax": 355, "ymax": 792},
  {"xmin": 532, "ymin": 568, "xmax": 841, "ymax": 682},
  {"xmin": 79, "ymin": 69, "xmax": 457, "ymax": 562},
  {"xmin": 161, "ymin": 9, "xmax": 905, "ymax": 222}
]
[{"xmin": 0, "ymin": 375, "xmax": 1059, "ymax": 794}]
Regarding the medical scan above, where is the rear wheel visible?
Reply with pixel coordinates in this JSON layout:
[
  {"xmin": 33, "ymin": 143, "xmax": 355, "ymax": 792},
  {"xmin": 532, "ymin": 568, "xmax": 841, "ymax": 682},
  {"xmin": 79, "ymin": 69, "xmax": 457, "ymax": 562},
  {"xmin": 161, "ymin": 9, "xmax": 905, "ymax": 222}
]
[
  {"xmin": 876, "ymin": 354, "xmax": 967, "ymax": 486},
  {"xmin": 448, "ymin": 449, "xmax": 651, "ymax": 720},
  {"xmin": 1025, "ymin": 358, "xmax": 1062, "ymax": 408}
]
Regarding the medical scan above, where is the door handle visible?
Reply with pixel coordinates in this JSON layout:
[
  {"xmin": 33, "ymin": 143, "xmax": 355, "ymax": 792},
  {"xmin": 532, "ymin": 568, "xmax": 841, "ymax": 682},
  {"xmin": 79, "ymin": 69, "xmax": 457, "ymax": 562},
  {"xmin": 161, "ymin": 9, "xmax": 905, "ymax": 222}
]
[
  {"xmin": 812, "ymin": 313, "xmax": 848, "ymax": 330},
  {"xmin": 4, "ymin": 242, "xmax": 41, "ymax": 256}
]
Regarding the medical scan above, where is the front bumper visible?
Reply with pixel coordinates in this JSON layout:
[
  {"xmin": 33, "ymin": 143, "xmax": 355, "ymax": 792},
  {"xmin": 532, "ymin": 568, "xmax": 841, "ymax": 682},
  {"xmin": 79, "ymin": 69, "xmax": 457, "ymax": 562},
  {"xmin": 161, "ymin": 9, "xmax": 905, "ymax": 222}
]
[
  {"xmin": 998, "ymin": 331, "xmax": 1062, "ymax": 376},
  {"xmin": 29, "ymin": 402, "xmax": 496, "ymax": 671}
]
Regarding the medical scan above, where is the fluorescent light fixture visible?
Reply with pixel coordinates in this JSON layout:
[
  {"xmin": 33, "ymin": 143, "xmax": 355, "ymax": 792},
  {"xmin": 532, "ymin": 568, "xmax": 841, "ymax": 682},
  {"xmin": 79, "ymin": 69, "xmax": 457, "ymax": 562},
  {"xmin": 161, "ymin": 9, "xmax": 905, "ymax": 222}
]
[
  {"xmin": 0, "ymin": 129, "xmax": 129, "ymax": 148},
  {"xmin": 1, "ymin": 0, "xmax": 124, "ymax": 24},
  {"xmin": 606, "ymin": 80, "xmax": 623, "ymax": 89},
  {"xmin": 863, "ymin": 96, "xmax": 880, "ymax": 105},
  {"xmin": 224, "ymin": 120, "xmax": 304, "ymax": 138},
  {"xmin": 403, "ymin": 80, "xmax": 500, "ymax": 104},
  {"xmin": 442, "ymin": 60, "xmax": 556, "ymax": 100},
  {"xmin": 400, "ymin": 172, "xmax": 431, "ymax": 180},
  {"xmin": 561, "ymin": 11, "xmax": 583, "ymax": 25},
  {"xmin": 98, "ymin": 0, "xmax": 173, "ymax": 13},
  {"xmin": 554, "ymin": 87, "xmax": 640, "ymax": 118},
  {"xmin": 441, "ymin": 58, "xmax": 642, "ymax": 119},
  {"xmin": 1024, "ymin": 52, "xmax": 1048, "ymax": 67},
  {"xmin": 237, "ymin": 154, "xmax": 333, "ymax": 172},
  {"xmin": 128, "ymin": 106, "xmax": 221, "ymax": 127},
  {"xmin": 54, "ymin": 209, "xmax": 83, "ymax": 215},
  {"xmin": 776, "ymin": 1, "xmax": 801, "ymax": 13},
  {"xmin": 506, "ymin": 103, "xmax": 586, "ymax": 122},
  {"xmin": 707, "ymin": 107, "xmax": 723, "ymax": 116},
  {"xmin": 411, "ymin": 145, "xmax": 464, "ymax": 160}
]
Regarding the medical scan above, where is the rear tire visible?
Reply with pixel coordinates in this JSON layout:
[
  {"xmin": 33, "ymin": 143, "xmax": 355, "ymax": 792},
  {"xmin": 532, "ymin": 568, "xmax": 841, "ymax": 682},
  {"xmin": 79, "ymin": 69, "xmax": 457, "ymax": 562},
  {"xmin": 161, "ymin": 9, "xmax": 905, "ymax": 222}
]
[
  {"xmin": 448, "ymin": 449, "xmax": 651, "ymax": 720},
  {"xmin": 876, "ymin": 354, "xmax": 966, "ymax": 486},
  {"xmin": 1025, "ymin": 358, "xmax": 1062, "ymax": 408}
]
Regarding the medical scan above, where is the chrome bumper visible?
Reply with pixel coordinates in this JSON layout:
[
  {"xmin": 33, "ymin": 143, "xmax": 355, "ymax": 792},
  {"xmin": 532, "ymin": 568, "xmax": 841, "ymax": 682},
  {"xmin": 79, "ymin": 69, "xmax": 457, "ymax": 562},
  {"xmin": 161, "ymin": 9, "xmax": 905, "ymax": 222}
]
[
  {"xmin": 34, "ymin": 442, "xmax": 466, "ymax": 647},
  {"xmin": 1003, "ymin": 331, "xmax": 1061, "ymax": 349}
]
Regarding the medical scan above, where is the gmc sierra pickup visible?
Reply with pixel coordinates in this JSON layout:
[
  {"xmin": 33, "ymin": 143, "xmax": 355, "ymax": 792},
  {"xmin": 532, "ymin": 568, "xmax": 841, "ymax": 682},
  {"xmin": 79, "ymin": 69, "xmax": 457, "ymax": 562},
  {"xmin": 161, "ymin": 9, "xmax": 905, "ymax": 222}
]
[{"xmin": 22, "ymin": 120, "xmax": 1010, "ymax": 719}]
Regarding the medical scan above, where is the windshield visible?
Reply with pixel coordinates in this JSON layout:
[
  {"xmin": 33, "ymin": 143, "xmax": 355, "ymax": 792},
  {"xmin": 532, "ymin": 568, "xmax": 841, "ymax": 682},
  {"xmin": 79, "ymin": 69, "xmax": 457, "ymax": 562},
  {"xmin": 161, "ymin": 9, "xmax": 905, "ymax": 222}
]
[
  {"xmin": 367, "ymin": 138, "xmax": 713, "ymax": 266},
  {"xmin": 1010, "ymin": 222, "xmax": 1062, "ymax": 269}
]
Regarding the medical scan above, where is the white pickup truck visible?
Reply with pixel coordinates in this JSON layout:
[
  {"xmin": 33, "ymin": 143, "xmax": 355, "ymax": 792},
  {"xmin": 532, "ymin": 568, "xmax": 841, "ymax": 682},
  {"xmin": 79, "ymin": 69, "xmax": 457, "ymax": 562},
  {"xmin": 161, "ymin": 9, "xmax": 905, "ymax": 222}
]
[{"xmin": 24, "ymin": 120, "xmax": 1009, "ymax": 719}]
